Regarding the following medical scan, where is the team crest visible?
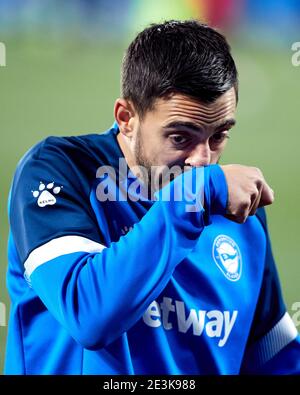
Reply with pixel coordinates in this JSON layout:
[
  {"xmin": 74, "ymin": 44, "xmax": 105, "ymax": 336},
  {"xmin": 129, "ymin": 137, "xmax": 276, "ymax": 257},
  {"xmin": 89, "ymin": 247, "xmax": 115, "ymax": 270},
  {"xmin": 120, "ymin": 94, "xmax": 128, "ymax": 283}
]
[{"xmin": 212, "ymin": 235, "xmax": 242, "ymax": 281}]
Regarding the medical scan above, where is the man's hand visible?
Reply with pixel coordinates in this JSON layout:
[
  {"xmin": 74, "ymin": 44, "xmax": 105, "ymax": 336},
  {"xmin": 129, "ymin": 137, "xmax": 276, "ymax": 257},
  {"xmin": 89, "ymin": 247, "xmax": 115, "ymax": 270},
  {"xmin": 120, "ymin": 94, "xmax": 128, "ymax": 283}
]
[{"xmin": 221, "ymin": 164, "xmax": 274, "ymax": 224}]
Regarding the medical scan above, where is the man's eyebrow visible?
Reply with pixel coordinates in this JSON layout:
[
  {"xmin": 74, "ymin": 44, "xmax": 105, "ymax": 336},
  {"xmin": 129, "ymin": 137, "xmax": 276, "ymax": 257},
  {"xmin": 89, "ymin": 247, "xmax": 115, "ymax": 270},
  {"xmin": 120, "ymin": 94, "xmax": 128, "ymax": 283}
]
[
  {"xmin": 214, "ymin": 118, "xmax": 236, "ymax": 130},
  {"xmin": 162, "ymin": 119, "xmax": 236, "ymax": 133},
  {"xmin": 162, "ymin": 121, "xmax": 203, "ymax": 133}
]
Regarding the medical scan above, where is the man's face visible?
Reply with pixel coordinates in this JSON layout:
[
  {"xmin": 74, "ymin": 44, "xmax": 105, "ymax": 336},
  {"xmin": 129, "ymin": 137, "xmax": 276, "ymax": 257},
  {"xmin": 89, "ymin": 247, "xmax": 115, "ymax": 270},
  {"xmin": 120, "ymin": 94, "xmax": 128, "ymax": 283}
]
[
  {"xmin": 130, "ymin": 87, "xmax": 236, "ymax": 189},
  {"xmin": 117, "ymin": 87, "xmax": 236, "ymax": 191}
]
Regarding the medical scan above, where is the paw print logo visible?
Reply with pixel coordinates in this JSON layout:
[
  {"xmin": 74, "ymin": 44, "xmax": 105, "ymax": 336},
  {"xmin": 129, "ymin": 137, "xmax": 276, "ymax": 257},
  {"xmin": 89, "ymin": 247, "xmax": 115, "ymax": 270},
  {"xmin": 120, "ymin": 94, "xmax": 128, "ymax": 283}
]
[{"xmin": 32, "ymin": 181, "xmax": 63, "ymax": 207}]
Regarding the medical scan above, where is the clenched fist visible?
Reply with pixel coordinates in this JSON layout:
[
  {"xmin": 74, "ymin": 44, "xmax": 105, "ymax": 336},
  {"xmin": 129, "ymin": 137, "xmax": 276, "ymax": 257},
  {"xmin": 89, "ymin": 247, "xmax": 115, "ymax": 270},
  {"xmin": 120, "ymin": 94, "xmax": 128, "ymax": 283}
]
[{"xmin": 221, "ymin": 165, "xmax": 274, "ymax": 223}]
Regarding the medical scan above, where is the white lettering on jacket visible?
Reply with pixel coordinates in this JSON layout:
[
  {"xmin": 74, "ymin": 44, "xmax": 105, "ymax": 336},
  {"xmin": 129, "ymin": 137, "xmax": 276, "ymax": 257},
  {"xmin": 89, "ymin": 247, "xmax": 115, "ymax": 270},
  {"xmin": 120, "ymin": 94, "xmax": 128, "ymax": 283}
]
[{"xmin": 142, "ymin": 297, "xmax": 238, "ymax": 347}]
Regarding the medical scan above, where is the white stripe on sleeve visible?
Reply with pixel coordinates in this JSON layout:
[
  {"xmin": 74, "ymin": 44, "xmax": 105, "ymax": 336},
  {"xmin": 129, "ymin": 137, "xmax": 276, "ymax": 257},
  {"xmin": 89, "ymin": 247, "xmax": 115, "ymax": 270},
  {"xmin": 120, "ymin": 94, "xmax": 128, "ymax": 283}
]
[
  {"xmin": 247, "ymin": 312, "xmax": 298, "ymax": 366},
  {"xmin": 24, "ymin": 235, "xmax": 106, "ymax": 277}
]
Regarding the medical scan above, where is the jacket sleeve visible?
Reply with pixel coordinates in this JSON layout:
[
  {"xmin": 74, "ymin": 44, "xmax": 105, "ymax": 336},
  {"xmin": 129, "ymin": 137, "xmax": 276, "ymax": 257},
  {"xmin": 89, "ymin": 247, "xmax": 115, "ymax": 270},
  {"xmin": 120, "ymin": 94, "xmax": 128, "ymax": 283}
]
[{"xmin": 10, "ymin": 139, "xmax": 228, "ymax": 350}]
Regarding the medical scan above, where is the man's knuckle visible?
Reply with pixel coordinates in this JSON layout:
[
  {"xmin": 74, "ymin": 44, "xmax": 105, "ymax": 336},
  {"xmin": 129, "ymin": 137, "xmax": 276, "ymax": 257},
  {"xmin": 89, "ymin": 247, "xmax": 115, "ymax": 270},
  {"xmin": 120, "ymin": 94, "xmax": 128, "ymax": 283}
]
[
  {"xmin": 254, "ymin": 166, "xmax": 262, "ymax": 175},
  {"xmin": 241, "ymin": 200, "xmax": 250, "ymax": 210}
]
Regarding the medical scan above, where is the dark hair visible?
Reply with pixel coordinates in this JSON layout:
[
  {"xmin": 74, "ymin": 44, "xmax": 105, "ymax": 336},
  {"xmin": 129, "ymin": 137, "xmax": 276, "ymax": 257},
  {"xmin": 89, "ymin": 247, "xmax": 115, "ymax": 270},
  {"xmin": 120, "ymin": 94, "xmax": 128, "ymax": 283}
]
[{"xmin": 121, "ymin": 20, "xmax": 238, "ymax": 117}]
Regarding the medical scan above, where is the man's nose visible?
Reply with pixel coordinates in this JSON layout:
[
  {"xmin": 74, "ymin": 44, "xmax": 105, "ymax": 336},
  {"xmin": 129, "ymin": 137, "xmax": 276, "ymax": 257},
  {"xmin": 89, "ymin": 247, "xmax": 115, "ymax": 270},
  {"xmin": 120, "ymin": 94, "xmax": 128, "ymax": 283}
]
[{"xmin": 184, "ymin": 142, "xmax": 211, "ymax": 167}]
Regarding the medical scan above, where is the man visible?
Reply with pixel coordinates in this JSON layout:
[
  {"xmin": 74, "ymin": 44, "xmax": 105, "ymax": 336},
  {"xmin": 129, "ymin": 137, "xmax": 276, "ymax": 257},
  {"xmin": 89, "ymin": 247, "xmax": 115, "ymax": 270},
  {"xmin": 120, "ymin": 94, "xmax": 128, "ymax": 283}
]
[{"xmin": 5, "ymin": 20, "xmax": 300, "ymax": 374}]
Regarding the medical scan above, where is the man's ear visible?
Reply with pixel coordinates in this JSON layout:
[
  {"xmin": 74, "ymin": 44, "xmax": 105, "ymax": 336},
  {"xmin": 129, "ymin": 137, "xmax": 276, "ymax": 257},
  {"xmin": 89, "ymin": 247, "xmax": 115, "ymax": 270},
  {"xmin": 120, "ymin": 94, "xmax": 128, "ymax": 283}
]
[{"xmin": 114, "ymin": 98, "xmax": 136, "ymax": 138}]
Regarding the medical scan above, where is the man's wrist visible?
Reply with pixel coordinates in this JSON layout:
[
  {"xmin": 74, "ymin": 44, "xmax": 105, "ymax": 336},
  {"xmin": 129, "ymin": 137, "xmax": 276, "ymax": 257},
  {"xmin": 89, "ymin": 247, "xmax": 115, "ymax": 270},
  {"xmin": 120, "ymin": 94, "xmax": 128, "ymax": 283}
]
[{"xmin": 207, "ymin": 164, "xmax": 228, "ymax": 215}]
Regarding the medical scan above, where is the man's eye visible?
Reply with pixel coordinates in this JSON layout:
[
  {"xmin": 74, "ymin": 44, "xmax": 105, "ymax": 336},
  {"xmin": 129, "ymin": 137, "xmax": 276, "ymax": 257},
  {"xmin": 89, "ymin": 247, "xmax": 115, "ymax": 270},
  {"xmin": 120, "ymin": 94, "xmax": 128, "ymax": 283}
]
[
  {"xmin": 211, "ymin": 132, "xmax": 229, "ymax": 143},
  {"xmin": 170, "ymin": 135, "xmax": 189, "ymax": 146}
]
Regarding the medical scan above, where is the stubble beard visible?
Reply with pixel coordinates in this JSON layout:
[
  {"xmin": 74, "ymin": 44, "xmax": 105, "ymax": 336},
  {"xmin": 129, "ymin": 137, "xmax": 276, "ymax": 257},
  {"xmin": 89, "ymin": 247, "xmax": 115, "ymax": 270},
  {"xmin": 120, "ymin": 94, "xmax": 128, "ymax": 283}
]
[
  {"xmin": 133, "ymin": 127, "xmax": 156, "ymax": 197},
  {"xmin": 133, "ymin": 128, "xmax": 188, "ymax": 199}
]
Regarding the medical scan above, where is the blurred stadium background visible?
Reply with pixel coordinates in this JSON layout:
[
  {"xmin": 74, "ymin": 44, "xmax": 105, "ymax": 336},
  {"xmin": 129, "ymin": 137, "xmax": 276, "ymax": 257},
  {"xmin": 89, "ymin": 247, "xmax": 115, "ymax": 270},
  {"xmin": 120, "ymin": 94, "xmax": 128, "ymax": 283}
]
[{"xmin": 0, "ymin": 0, "xmax": 299, "ymax": 373}]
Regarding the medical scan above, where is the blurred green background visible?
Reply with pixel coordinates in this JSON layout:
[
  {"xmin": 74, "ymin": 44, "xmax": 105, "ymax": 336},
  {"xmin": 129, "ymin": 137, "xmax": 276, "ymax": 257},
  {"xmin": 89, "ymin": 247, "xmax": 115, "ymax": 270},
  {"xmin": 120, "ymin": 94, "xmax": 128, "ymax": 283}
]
[{"xmin": 0, "ymin": 0, "xmax": 299, "ymax": 374}]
